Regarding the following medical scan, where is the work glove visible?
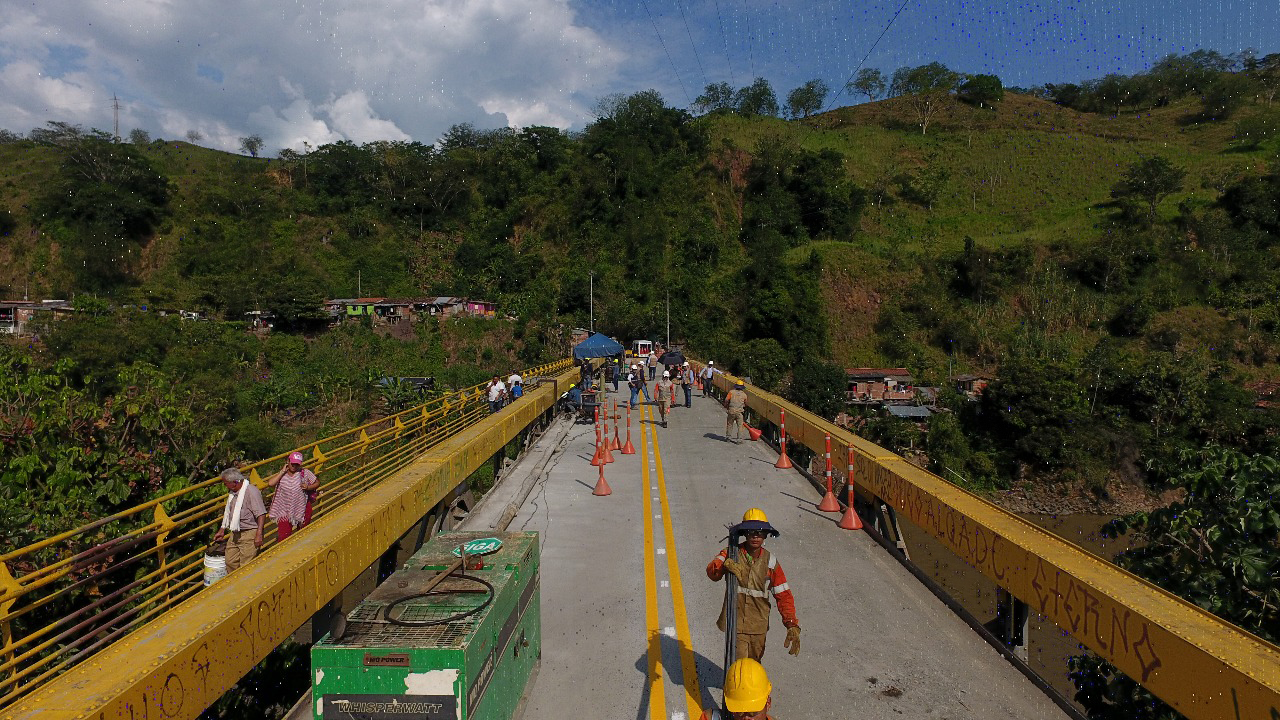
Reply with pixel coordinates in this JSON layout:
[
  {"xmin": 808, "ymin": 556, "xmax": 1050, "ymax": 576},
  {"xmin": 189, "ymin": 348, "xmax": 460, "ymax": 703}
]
[
  {"xmin": 785, "ymin": 625, "xmax": 801, "ymax": 656},
  {"xmin": 721, "ymin": 558, "xmax": 747, "ymax": 583}
]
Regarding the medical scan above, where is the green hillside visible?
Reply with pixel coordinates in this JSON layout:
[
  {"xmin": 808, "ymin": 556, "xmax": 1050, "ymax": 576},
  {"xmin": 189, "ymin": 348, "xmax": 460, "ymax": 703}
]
[{"xmin": 2, "ymin": 85, "xmax": 1279, "ymax": 502}]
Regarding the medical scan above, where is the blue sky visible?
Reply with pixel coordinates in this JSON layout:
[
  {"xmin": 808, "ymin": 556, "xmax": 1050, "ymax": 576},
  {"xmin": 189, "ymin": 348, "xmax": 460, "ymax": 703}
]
[{"xmin": 0, "ymin": 0, "xmax": 1274, "ymax": 153}]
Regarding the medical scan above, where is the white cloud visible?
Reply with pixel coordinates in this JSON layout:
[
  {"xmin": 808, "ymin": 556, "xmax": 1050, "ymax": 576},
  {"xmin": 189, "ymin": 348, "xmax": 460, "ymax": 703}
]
[
  {"xmin": 326, "ymin": 91, "xmax": 410, "ymax": 145},
  {"xmin": 0, "ymin": 0, "xmax": 625, "ymax": 152}
]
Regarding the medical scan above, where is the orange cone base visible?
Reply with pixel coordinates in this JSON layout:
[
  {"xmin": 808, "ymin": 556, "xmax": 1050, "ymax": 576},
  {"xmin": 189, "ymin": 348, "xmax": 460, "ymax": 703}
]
[
  {"xmin": 818, "ymin": 489, "xmax": 841, "ymax": 513},
  {"xmin": 591, "ymin": 449, "xmax": 604, "ymax": 466},
  {"xmin": 745, "ymin": 424, "xmax": 762, "ymax": 441},
  {"xmin": 621, "ymin": 440, "xmax": 636, "ymax": 454},
  {"xmin": 610, "ymin": 432, "xmax": 622, "ymax": 451},
  {"xmin": 774, "ymin": 451, "xmax": 794, "ymax": 469},
  {"xmin": 604, "ymin": 445, "xmax": 616, "ymax": 463},
  {"xmin": 593, "ymin": 468, "xmax": 613, "ymax": 496},
  {"xmin": 838, "ymin": 503, "xmax": 863, "ymax": 530}
]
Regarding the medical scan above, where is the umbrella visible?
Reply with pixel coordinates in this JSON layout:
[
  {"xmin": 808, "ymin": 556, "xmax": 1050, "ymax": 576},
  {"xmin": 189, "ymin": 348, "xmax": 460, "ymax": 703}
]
[{"xmin": 658, "ymin": 350, "xmax": 686, "ymax": 366}]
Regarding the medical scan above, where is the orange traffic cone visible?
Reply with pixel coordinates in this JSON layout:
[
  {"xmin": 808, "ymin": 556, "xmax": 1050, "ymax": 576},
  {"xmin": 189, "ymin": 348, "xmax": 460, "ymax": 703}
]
[
  {"xmin": 621, "ymin": 405, "xmax": 636, "ymax": 454},
  {"xmin": 774, "ymin": 410, "xmax": 794, "ymax": 469},
  {"xmin": 610, "ymin": 402, "xmax": 622, "ymax": 450},
  {"xmin": 838, "ymin": 486, "xmax": 862, "ymax": 529},
  {"xmin": 602, "ymin": 412, "xmax": 616, "ymax": 464},
  {"xmin": 590, "ymin": 409, "xmax": 605, "ymax": 466},
  {"xmin": 745, "ymin": 423, "xmax": 762, "ymax": 441},
  {"xmin": 818, "ymin": 434, "xmax": 841, "ymax": 512},
  {"xmin": 592, "ymin": 457, "xmax": 612, "ymax": 496},
  {"xmin": 839, "ymin": 445, "xmax": 863, "ymax": 529}
]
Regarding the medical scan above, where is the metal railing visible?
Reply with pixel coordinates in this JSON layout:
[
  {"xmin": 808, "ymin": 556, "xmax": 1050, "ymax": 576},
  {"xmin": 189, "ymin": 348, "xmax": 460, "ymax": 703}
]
[
  {"xmin": 0, "ymin": 359, "xmax": 570, "ymax": 711},
  {"xmin": 693, "ymin": 361, "xmax": 1280, "ymax": 720}
]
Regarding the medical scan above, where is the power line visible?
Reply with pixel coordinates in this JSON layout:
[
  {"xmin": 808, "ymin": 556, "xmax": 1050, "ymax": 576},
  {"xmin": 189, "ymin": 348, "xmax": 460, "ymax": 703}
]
[
  {"xmin": 712, "ymin": 0, "xmax": 736, "ymax": 85},
  {"xmin": 641, "ymin": 0, "xmax": 692, "ymax": 105},
  {"xmin": 824, "ymin": 0, "xmax": 912, "ymax": 112},
  {"xmin": 741, "ymin": 0, "xmax": 756, "ymax": 79},
  {"xmin": 675, "ymin": 0, "xmax": 709, "ymax": 89}
]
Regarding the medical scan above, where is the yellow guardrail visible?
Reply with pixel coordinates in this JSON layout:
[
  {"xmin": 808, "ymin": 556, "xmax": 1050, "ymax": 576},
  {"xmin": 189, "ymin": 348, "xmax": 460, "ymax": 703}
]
[
  {"xmin": 0, "ymin": 359, "xmax": 572, "ymax": 715},
  {"xmin": 695, "ymin": 363, "xmax": 1280, "ymax": 720}
]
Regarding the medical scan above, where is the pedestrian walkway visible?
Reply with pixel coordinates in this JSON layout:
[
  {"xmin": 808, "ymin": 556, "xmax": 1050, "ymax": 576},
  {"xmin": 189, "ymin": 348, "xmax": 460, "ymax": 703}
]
[{"xmin": 489, "ymin": 397, "xmax": 1070, "ymax": 720}]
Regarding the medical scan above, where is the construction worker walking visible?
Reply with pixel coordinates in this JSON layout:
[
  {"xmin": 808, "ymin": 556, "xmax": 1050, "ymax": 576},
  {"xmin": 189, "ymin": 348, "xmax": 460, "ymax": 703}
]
[
  {"xmin": 707, "ymin": 508, "xmax": 800, "ymax": 662},
  {"xmin": 699, "ymin": 658, "xmax": 776, "ymax": 720},
  {"xmin": 679, "ymin": 362, "xmax": 695, "ymax": 407},
  {"xmin": 700, "ymin": 361, "xmax": 716, "ymax": 397},
  {"xmin": 655, "ymin": 371, "xmax": 675, "ymax": 428},
  {"xmin": 724, "ymin": 381, "xmax": 747, "ymax": 442}
]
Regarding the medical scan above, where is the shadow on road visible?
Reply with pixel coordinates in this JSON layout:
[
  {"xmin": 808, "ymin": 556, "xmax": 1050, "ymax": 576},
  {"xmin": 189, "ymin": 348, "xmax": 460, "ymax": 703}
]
[{"xmin": 632, "ymin": 635, "xmax": 722, "ymax": 720}]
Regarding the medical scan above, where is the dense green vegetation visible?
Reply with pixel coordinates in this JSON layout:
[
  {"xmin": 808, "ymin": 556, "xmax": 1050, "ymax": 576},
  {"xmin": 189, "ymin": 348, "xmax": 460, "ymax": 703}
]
[{"xmin": 2, "ymin": 53, "xmax": 1279, "ymax": 719}]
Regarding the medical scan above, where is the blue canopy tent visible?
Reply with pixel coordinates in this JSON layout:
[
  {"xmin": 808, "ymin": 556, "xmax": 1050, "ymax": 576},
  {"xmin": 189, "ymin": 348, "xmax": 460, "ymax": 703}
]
[{"xmin": 573, "ymin": 332, "xmax": 625, "ymax": 361}]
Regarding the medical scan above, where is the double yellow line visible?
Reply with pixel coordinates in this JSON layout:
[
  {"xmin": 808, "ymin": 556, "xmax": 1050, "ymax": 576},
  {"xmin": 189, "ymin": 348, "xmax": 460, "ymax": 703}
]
[{"xmin": 640, "ymin": 405, "xmax": 702, "ymax": 720}]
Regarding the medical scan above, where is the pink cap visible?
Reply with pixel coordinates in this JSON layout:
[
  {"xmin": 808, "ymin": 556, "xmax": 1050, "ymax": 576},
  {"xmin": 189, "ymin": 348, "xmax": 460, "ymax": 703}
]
[{"xmin": 287, "ymin": 451, "xmax": 305, "ymax": 465}]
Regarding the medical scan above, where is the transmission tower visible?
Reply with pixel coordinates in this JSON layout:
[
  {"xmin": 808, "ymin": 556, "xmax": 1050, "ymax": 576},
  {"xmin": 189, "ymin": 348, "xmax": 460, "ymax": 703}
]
[{"xmin": 112, "ymin": 95, "xmax": 121, "ymax": 139}]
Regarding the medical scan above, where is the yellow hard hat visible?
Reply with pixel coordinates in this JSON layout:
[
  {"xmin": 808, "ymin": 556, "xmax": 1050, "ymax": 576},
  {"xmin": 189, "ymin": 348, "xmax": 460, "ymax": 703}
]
[
  {"xmin": 742, "ymin": 508, "xmax": 768, "ymax": 524},
  {"xmin": 723, "ymin": 658, "xmax": 771, "ymax": 713}
]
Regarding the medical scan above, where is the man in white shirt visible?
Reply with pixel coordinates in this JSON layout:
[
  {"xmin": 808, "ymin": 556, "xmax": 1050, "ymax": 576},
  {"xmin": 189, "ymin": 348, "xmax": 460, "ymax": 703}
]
[
  {"xmin": 647, "ymin": 351, "xmax": 658, "ymax": 380},
  {"xmin": 487, "ymin": 376, "xmax": 507, "ymax": 413},
  {"xmin": 701, "ymin": 361, "xmax": 717, "ymax": 398}
]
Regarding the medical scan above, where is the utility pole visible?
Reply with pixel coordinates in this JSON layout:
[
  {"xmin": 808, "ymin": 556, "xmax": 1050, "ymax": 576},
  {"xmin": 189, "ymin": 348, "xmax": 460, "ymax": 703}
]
[
  {"xmin": 112, "ymin": 95, "xmax": 121, "ymax": 140},
  {"xmin": 357, "ymin": 269, "xmax": 362, "ymax": 296},
  {"xmin": 589, "ymin": 272, "xmax": 594, "ymax": 333},
  {"xmin": 666, "ymin": 290, "xmax": 670, "ymax": 349}
]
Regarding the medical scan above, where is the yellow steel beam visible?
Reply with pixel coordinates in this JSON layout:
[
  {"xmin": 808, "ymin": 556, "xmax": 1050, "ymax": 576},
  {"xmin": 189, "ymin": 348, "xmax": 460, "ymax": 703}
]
[
  {"xmin": 697, "ymin": 364, "xmax": 1280, "ymax": 720},
  {"xmin": 8, "ymin": 367, "xmax": 577, "ymax": 720}
]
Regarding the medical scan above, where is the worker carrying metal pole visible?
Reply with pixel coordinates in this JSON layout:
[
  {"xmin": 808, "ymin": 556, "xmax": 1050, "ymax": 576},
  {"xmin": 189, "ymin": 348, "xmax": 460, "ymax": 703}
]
[
  {"xmin": 700, "ymin": 658, "xmax": 776, "ymax": 720},
  {"xmin": 707, "ymin": 508, "xmax": 801, "ymax": 662}
]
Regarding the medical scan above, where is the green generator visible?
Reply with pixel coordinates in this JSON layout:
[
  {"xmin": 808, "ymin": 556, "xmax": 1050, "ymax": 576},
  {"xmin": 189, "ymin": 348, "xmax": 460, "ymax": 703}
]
[{"xmin": 312, "ymin": 531, "xmax": 540, "ymax": 720}]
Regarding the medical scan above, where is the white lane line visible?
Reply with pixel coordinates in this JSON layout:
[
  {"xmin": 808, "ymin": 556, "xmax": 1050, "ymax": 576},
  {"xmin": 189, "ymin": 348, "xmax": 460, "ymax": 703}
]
[
  {"xmin": 672, "ymin": 713, "xmax": 687, "ymax": 720},
  {"xmin": 661, "ymin": 580, "xmax": 670, "ymax": 588},
  {"xmin": 663, "ymin": 626, "xmax": 677, "ymax": 638},
  {"xmin": 656, "ymin": 548, "xmax": 666, "ymax": 555}
]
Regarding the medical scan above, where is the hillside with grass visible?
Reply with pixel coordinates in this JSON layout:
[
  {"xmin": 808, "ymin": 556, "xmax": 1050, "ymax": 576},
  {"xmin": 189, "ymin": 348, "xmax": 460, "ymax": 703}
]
[{"xmin": 3, "ymin": 66, "xmax": 1280, "ymax": 505}]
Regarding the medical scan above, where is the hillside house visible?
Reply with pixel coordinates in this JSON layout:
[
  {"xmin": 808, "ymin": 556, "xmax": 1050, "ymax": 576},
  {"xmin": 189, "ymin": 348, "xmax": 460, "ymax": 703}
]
[
  {"xmin": 846, "ymin": 368, "xmax": 916, "ymax": 403},
  {"xmin": 0, "ymin": 300, "xmax": 73, "ymax": 335},
  {"xmin": 953, "ymin": 373, "xmax": 992, "ymax": 399}
]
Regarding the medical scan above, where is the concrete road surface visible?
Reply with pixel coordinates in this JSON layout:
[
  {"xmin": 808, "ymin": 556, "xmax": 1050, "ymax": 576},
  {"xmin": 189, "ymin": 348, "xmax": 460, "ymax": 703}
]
[{"xmin": 466, "ymin": 392, "xmax": 1071, "ymax": 720}]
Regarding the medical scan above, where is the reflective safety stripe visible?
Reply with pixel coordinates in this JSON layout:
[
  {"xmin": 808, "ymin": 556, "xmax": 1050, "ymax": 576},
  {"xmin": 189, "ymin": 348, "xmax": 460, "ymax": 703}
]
[
  {"xmin": 736, "ymin": 587, "xmax": 770, "ymax": 598},
  {"xmin": 771, "ymin": 582, "xmax": 790, "ymax": 595},
  {"xmin": 767, "ymin": 554, "xmax": 777, "ymax": 570}
]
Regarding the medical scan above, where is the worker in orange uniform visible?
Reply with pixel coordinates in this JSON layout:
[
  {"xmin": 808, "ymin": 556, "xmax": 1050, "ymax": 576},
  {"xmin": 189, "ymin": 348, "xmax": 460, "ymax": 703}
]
[
  {"xmin": 707, "ymin": 508, "xmax": 800, "ymax": 661},
  {"xmin": 700, "ymin": 658, "xmax": 775, "ymax": 720}
]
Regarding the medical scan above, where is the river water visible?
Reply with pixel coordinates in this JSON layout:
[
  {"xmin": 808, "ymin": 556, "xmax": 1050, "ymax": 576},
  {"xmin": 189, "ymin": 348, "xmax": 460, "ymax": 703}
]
[{"xmin": 894, "ymin": 512, "xmax": 1137, "ymax": 710}]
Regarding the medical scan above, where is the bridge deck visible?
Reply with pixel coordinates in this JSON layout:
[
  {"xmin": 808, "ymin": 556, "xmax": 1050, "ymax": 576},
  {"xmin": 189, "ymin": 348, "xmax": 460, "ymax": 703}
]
[{"xmin": 472, "ymin": 390, "xmax": 1069, "ymax": 720}]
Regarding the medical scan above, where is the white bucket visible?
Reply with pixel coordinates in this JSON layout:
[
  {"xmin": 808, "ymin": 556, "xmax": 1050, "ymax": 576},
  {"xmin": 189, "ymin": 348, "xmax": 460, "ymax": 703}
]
[{"xmin": 203, "ymin": 553, "xmax": 227, "ymax": 586}]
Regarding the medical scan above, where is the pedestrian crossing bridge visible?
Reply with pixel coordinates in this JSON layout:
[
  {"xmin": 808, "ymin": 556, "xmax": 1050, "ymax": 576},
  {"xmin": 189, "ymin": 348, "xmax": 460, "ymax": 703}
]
[{"xmin": 3, "ymin": 360, "xmax": 1279, "ymax": 720}]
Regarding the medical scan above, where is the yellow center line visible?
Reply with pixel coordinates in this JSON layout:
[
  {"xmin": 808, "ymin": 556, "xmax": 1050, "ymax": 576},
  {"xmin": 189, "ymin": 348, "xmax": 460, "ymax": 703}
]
[
  {"xmin": 649, "ymin": 409, "xmax": 704, "ymax": 720},
  {"xmin": 640, "ymin": 405, "xmax": 666, "ymax": 720}
]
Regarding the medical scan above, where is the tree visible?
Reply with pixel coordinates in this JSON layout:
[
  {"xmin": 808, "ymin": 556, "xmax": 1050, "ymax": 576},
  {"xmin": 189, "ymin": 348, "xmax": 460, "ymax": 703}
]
[
  {"xmin": 1110, "ymin": 156, "xmax": 1186, "ymax": 223},
  {"xmin": 0, "ymin": 128, "xmax": 21, "ymax": 144},
  {"xmin": 185, "ymin": 129, "xmax": 204, "ymax": 143},
  {"xmin": 693, "ymin": 82, "xmax": 736, "ymax": 115},
  {"xmin": 848, "ymin": 68, "xmax": 886, "ymax": 102},
  {"xmin": 890, "ymin": 62, "xmax": 960, "ymax": 135},
  {"xmin": 1201, "ymin": 73, "xmax": 1251, "ymax": 119},
  {"xmin": 1233, "ymin": 112, "xmax": 1280, "ymax": 149},
  {"xmin": 957, "ymin": 74, "xmax": 1004, "ymax": 109},
  {"xmin": 734, "ymin": 77, "xmax": 779, "ymax": 117},
  {"xmin": 1069, "ymin": 447, "xmax": 1280, "ymax": 719},
  {"xmin": 239, "ymin": 134, "xmax": 264, "ymax": 157},
  {"xmin": 786, "ymin": 358, "xmax": 846, "ymax": 420},
  {"xmin": 785, "ymin": 79, "xmax": 830, "ymax": 119},
  {"xmin": 128, "ymin": 128, "xmax": 150, "ymax": 145}
]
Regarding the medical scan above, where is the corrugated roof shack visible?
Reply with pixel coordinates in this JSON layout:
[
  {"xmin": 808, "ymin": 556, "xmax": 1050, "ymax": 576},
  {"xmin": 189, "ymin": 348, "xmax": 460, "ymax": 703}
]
[
  {"xmin": 846, "ymin": 367, "xmax": 917, "ymax": 404},
  {"xmin": 0, "ymin": 300, "xmax": 74, "ymax": 336}
]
